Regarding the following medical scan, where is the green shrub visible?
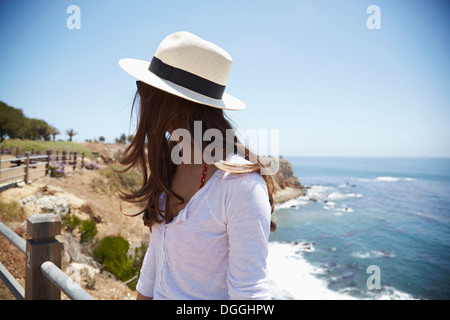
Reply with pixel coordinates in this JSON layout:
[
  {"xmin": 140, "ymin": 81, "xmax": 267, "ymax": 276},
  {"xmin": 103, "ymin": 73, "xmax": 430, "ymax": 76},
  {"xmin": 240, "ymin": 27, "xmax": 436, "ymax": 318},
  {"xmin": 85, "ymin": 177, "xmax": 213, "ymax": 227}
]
[
  {"xmin": 61, "ymin": 214, "xmax": 81, "ymax": 231},
  {"xmin": 61, "ymin": 214, "xmax": 97, "ymax": 243},
  {"xmin": 79, "ymin": 219, "xmax": 97, "ymax": 243},
  {"xmin": 133, "ymin": 243, "xmax": 148, "ymax": 271},
  {"xmin": 93, "ymin": 236, "xmax": 135, "ymax": 282},
  {"xmin": 93, "ymin": 236, "xmax": 147, "ymax": 290}
]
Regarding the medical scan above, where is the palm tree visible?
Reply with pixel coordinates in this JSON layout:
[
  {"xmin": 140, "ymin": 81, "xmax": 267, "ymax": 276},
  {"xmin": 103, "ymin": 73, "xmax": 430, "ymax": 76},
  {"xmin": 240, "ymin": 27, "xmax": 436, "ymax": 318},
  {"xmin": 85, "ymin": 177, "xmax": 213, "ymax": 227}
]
[
  {"xmin": 49, "ymin": 126, "xmax": 60, "ymax": 141},
  {"xmin": 66, "ymin": 129, "xmax": 77, "ymax": 142}
]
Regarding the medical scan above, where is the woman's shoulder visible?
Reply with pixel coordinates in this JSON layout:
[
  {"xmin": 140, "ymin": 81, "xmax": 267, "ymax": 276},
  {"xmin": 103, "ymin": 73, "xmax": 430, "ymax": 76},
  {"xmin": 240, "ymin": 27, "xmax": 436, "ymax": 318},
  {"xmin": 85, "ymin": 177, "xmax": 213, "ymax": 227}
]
[
  {"xmin": 224, "ymin": 153, "xmax": 253, "ymax": 165},
  {"xmin": 213, "ymin": 153, "xmax": 266, "ymax": 189}
]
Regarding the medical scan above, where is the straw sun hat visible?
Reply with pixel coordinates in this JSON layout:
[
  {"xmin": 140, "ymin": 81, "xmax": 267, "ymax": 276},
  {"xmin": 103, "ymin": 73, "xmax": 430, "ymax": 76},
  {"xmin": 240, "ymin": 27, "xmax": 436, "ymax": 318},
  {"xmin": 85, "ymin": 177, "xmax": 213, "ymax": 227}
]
[{"xmin": 119, "ymin": 31, "xmax": 245, "ymax": 111}]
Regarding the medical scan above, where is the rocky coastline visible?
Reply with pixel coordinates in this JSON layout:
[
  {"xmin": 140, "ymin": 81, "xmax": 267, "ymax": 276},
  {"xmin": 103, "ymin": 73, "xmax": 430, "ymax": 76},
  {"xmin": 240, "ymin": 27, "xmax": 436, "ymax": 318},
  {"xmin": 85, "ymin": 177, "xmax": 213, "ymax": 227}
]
[{"xmin": 261, "ymin": 156, "xmax": 304, "ymax": 203}]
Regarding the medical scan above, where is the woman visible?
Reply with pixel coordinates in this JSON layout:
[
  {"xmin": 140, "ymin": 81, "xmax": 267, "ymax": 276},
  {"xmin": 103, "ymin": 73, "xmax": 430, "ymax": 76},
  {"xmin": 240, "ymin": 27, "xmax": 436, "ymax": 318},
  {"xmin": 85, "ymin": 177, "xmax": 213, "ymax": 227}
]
[{"xmin": 118, "ymin": 31, "xmax": 276, "ymax": 300}]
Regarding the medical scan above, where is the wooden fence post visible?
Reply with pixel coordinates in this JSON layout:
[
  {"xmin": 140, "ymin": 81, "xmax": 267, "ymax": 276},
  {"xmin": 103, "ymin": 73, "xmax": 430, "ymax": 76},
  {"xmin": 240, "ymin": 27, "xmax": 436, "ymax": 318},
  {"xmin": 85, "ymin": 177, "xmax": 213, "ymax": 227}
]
[
  {"xmin": 73, "ymin": 152, "xmax": 77, "ymax": 170},
  {"xmin": 25, "ymin": 214, "xmax": 62, "ymax": 300},
  {"xmin": 24, "ymin": 152, "xmax": 30, "ymax": 184},
  {"xmin": 46, "ymin": 150, "xmax": 51, "ymax": 173}
]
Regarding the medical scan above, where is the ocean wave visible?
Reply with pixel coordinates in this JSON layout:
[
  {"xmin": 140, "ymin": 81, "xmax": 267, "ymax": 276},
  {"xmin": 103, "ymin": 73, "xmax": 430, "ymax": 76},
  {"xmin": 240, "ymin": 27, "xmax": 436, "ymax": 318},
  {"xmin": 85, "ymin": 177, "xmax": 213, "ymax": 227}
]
[
  {"xmin": 416, "ymin": 211, "xmax": 449, "ymax": 223},
  {"xmin": 267, "ymin": 242, "xmax": 356, "ymax": 300},
  {"xmin": 351, "ymin": 250, "xmax": 396, "ymax": 259},
  {"xmin": 366, "ymin": 287, "xmax": 417, "ymax": 300},
  {"xmin": 305, "ymin": 185, "xmax": 362, "ymax": 201},
  {"xmin": 338, "ymin": 286, "xmax": 416, "ymax": 300},
  {"xmin": 275, "ymin": 184, "xmax": 362, "ymax": 213},
  {"xmin": 268, "ymin": 242, "xmax": 413, "ymax": 300},
  {"xmin": 274, "ymin": 198, "xmax": 309, "ymax": 210},
  {"xmin": 305, "ymin": 185, "xmax": 334, "ymax": 200},
  {"xmin": 335, "ymin": 207, "xmax": 354, "ymax": 212},
  {"xmin": 323, "ymin": 205, "xmax": 354, "ymax": 215},
  {"xmin": 328, "ymin": 192, "xmax": 362, "ymax": 200},
  {"xmin": 375, "ymin": 176, "xmax": 416, "ymax": 182},
  {"xmin": 274, "ymin": 185, "xmax": 333, "ymax": 210}
]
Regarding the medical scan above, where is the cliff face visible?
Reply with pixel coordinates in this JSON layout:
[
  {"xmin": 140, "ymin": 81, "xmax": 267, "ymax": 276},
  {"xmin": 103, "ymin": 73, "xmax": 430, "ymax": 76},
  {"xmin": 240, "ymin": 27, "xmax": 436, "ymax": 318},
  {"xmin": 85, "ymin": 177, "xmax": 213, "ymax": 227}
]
[{"xmin": 260, "ymin": 156, "xmax": 304, "ymax": 203}]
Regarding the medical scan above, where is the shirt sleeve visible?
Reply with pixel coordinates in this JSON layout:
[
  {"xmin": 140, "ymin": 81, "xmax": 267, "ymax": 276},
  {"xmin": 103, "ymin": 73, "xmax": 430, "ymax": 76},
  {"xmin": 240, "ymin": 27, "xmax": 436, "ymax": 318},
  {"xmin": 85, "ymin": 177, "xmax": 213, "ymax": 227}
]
[
  {"xmin": 224, "ymin": 173, "xmax": 272, "ymax": 300},
  {"xmin": 136, "ymin": 233, "xmax": 157, "ymax": 298}
]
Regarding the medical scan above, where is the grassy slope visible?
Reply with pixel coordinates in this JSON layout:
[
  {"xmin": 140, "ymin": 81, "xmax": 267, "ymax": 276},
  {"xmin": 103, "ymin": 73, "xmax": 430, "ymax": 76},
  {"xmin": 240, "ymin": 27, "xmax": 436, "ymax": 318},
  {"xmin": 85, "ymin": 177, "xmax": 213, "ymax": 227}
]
[{"xmin": 0, "ymin": 139, "xmax": 93, "ymax": 158}]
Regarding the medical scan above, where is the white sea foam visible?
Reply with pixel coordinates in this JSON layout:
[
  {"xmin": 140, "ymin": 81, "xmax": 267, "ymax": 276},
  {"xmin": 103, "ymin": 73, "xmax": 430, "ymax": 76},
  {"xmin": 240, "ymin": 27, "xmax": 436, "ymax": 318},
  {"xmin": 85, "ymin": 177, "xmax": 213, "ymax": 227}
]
[
  {"xmin": 323, "ymin": 205, "xmax": 353, "ymax": 213},
  {"xmin": 305, "ymin": 185, "xmax": 362, "ymax": 201},
  {"xmin": 376, "ymin": 176, "xmax": 401, "ymax": 182},
  {"xmin": 274, "ymin": 198, "xmax": 309, "ymax": 210},
  {"xmin": 351, "ymin": 250, "xmax": 396, "ymax": 259},
  {"xmin": 274, "ymin": 185, "xmax": 333, "ymax": 210},
  {"xmin": 327, "ymin": 192, "xmax": 362, "ymax": 200},
  {"xmin": 267, "ymin": 242, "xmax": 413, "ymax": 300},
  {"xmin": 416, "ymin": 211, "xmax": 449, "ymax": 223},
  {"xmin": 321, "ymin": 194, "xmax": 354, "ymax": 215},
  {"xmin": 375, "ymin": 176, "xmax": 416, "ymax": 182},
  {"xmin": 368, "ymin": 287, "xmax": 416, "ymax": 300},
  {"xmin": 305, "ymin": 185, "xmax": 333, "ymax": 201},
  {"xmin": 335, "ymin": 207, "xmax": 354, "ymax": 212},
  {"xmin": 267, "ymin": 242, "xmax": 356, "ymax": 300},
  {"xmin": 275, "ymin": 184, "xmax": 361, "ymax": 213}
]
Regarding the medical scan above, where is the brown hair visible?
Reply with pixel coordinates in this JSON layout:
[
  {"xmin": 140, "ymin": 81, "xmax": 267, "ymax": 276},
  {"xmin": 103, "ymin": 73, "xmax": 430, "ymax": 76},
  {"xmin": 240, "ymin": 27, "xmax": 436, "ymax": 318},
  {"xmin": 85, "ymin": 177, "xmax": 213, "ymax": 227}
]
[{"xmin": 118, "ymin": 82, "xmax": 276, "ymax": 232}]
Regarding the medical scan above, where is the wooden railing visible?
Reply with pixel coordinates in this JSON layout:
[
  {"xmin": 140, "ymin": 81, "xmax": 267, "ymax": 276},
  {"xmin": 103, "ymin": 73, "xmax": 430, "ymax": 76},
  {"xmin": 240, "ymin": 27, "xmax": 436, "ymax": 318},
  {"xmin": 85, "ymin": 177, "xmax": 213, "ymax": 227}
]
[
  {"xmin": 0, "ymin": 214, "xmax": 94, "ymax": 300},
  {"xmin": 0, "ymin": 150, "xmax": 86, "ymax": 187},
  {"xmin": 0, "ymin": 153, "xmax": 48, "ymax": 187}
]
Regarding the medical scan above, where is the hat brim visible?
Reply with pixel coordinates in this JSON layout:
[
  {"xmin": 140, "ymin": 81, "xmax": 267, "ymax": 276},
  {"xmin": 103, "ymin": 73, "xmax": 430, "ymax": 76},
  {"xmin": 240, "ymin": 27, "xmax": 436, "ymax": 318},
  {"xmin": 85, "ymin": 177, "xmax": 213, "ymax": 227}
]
[{"xmin": 118, "ymin": 58, "xmax": 245, "ymax": 111}]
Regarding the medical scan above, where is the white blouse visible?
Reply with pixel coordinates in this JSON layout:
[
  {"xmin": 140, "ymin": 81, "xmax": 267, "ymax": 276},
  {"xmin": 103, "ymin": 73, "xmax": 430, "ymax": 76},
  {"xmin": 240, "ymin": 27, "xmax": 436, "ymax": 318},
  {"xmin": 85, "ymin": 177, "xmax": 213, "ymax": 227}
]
[{"xmin": 136, "ymin": 154, "xmax": 272, "ymax": 300}]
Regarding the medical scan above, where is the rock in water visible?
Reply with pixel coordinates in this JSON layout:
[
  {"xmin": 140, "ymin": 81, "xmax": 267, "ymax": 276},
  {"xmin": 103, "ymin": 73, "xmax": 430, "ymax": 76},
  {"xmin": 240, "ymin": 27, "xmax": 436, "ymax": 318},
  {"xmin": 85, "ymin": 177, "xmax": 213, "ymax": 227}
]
[{"xmin": 259, "ymin": 156, "xmax": 304, "ymax": 203}]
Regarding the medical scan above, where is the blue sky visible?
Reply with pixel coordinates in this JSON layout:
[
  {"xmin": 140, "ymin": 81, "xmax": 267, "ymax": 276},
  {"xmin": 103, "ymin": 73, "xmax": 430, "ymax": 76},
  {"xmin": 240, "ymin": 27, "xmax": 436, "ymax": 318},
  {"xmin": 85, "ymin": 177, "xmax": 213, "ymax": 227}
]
[{"xmin": 0, "ymin": 0, "xmax": 449, "ymax": 157}]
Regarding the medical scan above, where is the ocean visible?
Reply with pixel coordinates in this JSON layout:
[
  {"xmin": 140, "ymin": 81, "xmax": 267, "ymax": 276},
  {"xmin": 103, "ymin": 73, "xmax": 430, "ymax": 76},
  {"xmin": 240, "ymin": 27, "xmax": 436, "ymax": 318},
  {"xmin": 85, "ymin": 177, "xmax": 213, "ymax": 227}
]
[{"xmin": 267, "ymin": 157, "xmax": 450, "ymax": 300}]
